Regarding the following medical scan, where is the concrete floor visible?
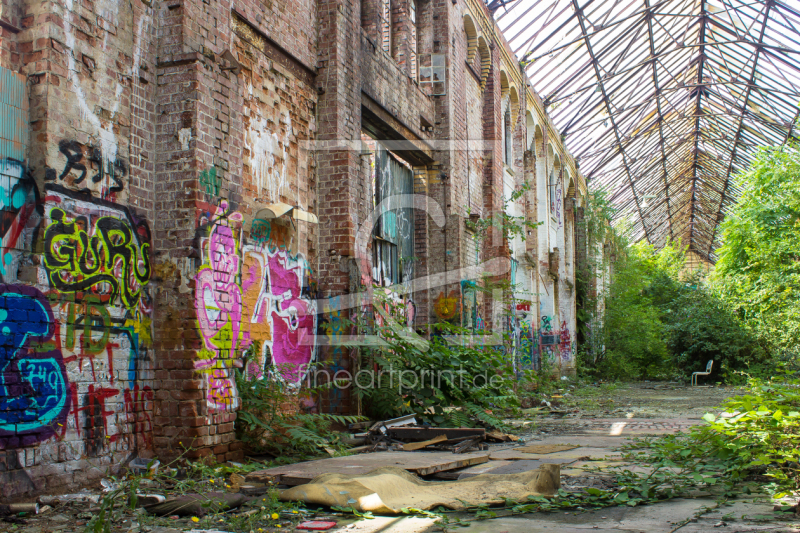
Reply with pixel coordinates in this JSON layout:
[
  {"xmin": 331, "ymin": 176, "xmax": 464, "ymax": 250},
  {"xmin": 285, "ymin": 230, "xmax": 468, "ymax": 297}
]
[{"xmin": 334, "ymin": 384, "xmax": 800, "ymax": 533}]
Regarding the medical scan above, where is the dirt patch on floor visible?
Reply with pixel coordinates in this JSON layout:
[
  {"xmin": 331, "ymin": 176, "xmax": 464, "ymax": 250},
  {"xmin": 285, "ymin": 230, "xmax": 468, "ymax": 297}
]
[{"xmin": 561, "ymin": 382, "xmax": 744, "ymax": 419}]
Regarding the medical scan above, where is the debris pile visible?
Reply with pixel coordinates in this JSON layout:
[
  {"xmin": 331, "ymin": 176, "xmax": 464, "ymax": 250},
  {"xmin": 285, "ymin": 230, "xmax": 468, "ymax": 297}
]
[{"xmin": 347, "ymin": 414, "xmax": 520, "ymax": 454}]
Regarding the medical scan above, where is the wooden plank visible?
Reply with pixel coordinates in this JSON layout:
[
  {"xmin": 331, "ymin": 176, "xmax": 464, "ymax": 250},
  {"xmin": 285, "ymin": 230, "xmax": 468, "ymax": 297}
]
[
  {"xmin": 489, "ymin": 446, "xmax": 615, "ymax": 461},
  {"xmin": 403, "ymin": 435, "xmax": 447, "ymax": 451},
  {"xmin": 246, "ymin": 451, "xmax": 490, "ymax": 486},
  {"xmin": 387, "ymin": 427, "xmax": 485, "ymax": 441}
]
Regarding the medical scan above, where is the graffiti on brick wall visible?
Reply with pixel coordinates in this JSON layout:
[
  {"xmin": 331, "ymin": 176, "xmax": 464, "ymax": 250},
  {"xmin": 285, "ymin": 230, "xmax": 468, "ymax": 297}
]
[
  {"xmin": 59, "ymin": 0, "xmax": 148, "ymax": 204},
  {"xmin": 195, "ymin": 205, "xmax": 318, "ymax": 410},
  {"xmin": 42, "ymin": 186, "xmax": 151, "ymax": 310},
  {"xmin": 38, "ymin": 185, "xmax": 154, "ymax": 454},
  {"xmin": 195, "ymin": 201, "xmax": 244, "ymax": 411},
  {"xmin": 45, "ymin": 140, "xmax": 126, "ymax": 201},
  {"xmin": 241, "ymin": 243, "xmax": 317, "ymax": 384},
  {"xmin": 0, "ymin": 159, "xmax": 42, "ymax": 282},
  {"xmin": 556, "ymin": 183, "xmax": 563, "ymax": 228},
  {"xmin": 558, "ymin": 321, "xmax": 571, "ymax": 361},
  {"xmin": 199, "ymin": 166, "xmax": 221, "ymax": 197},
  {"xmin": 433, "ymin": 290, "xmax": 461, "ymax": 321},
  {"xmin": 539, "ymin": 315, "xmax": 557, "ymax": 363},
  {"xmin": 321, "ymin": 296, "xmax": 346, "ymax": 412},
  {"xmin": 245, "ymin": 108, "xmax": 292, "ymax": 202},
  {"xmin": 0, "ymin": 285, "xmax": 71, "ymax": 445}
]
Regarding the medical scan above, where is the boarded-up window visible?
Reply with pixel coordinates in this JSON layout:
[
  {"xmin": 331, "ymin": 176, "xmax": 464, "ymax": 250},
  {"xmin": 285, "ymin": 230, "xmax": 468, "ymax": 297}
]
[
  {"xmin": 0, "ymin": 67, "xmax": 29, "ymax": 162},
  {"xmin": 372, "ymin": 145, "xmax": 414, "ymax": 286}
]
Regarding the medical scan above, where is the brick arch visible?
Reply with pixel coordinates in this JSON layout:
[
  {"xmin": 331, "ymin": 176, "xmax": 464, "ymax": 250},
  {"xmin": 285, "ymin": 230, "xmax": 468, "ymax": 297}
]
[
  {"xmin": 526, "ymin": 110, "xmax": 536, "ymax": 150},
  {"xmin": 477, "ymin": 35, "xmax": 491, "ymax": 89},
  {"xmin": 463, "ymin": 13, "xmax": 478, "ymax": 65},
  {"xmin": 509, "ymin": 85, "xmax": 520, "ymax": 124},
  {"xmin": 566, "ymin": 174, "xmax": 575, "ymax": 199},
  {"xmin": 534, "ymin": 124, "xmax": 544, "ymax": 157}
]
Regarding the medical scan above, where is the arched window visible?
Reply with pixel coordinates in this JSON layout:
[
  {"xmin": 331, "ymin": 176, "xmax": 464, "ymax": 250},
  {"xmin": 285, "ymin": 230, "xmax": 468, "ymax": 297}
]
[
  {"xmin": 504, "ymin": 105, "xmax": 512, "ymax": 167},
  {"xmin": 380, "ymin": 0, "xmax": 391, "ymax": 53},
  {"xmin": 550, "ymin": 154, "xmax": 561, "ymax": 217},
  {"xmin": 409, "ymin": 0, "xmax": 417, "ymax": 79}
]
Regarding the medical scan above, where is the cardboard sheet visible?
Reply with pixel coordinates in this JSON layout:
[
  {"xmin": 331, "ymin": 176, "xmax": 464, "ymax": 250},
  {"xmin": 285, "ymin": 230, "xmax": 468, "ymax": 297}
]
[{"xmin": 280, "ymin": 464, "xmax": 560, "ymax": 514}]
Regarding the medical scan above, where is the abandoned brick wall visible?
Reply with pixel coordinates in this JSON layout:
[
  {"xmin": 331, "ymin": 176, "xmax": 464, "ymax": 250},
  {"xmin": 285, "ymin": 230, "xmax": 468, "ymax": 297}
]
[
  {"xmin": 0, "ymin": 0, "xmax": 158, "ymax": 498},
  {"xmin": 0, "ymin": 0, "xmax": 320, "ymax": 498},
  {"xmin": 0, "ymin": 0, "xmax": 586, "ymax": 500}
]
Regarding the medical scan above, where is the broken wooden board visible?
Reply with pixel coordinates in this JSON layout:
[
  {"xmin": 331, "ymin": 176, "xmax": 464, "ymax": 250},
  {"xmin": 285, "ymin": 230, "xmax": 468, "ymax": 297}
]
[
  {"xmin": 387, "ymin": 427, "xmax": 485, "ymax": 441},
  {"xmin": 485, "ymin": 430, "xmax": 520, "ymax": 442},
  {"xmin": 438, "ymin": 459, "xmax": 570, "ymax": 480},
  {"xmin": 246, "ymin": 451, "xmax": 490, "ymax": 486},
  {"xmin": 513, "ymin": 444, "xmax": 578, "ymax": 454},
  {"xmin": 490, "ymin": 446, "xmax": 618, "ymax": 461},
  {"xmin": 403, "ymin": 435, "xmax": 447, "ymax": 451}
]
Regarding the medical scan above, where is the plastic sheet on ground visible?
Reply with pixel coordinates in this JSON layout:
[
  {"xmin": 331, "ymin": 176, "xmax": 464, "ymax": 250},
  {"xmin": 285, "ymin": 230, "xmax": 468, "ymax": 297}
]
[{"xmin": 279, "ymin": 464, "xmax": 560, "ymax": 515}]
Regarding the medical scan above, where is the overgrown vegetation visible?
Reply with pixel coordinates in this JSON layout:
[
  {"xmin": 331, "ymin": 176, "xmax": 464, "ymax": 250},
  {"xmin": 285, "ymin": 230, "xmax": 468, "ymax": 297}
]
[
  {"xmin": 579, "ymin": 145, "xmax": 800, "ymax": 383},
  {"xmin": 353, "ymin": 290, "xmax": 519, "ymax": 429},
  {"xmin": 712, "ymin": 146, "xmax": 800, "ymax": 368},
  {"xmin": 578, "ymin": 197, "xmax": 770, "ymax": 382},
  {"xmin": 235, "ymin": 341, "xmax": 366, "ymax": 458},
  {"xmin": 86, "ymin": 455, "xmax": 311, "ymax": 533}
]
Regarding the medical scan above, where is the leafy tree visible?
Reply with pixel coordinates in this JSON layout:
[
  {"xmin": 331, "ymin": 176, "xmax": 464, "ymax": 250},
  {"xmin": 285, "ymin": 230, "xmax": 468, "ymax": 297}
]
[{"xmin": 712, "ymin": 146, "xmax": 800, "ymax": 364}]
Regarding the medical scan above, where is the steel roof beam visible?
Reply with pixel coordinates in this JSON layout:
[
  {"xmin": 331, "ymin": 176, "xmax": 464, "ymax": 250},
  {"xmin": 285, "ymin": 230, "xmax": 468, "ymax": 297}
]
[{"xmin": 706, "ymin": 0, "xmax": 773, "ymax": 256}]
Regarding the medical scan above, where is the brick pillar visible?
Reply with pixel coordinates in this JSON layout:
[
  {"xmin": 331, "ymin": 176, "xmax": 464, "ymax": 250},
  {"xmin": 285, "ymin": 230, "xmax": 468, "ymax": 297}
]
[
  {"xmin": 151, "ymin": 0, "xmax": 246, "ymax": 462},
  {"xmin": 315, "ymin": 0, "xmax": 365, "ymax": 414},
  {"xmin": 480, "ymin": 42, "xmax": 507, "ymax": 331}
]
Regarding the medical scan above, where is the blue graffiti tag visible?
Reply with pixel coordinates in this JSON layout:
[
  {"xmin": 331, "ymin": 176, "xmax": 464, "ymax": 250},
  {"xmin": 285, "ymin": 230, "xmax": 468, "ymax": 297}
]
[{"xmin": 0, "ymin": 284, "xmax": 71, "ymax": 442}]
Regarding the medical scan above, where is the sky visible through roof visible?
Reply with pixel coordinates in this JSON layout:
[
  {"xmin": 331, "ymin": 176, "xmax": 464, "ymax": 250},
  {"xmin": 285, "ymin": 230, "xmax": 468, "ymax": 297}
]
[{"xmin": 492, "ymin": 0, "xmax": 800, "ymax": 261}]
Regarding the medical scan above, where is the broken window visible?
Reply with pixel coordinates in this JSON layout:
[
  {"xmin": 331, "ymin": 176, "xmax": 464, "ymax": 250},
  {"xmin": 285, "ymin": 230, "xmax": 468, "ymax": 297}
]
[
  {"xmin": 419, "ymin": 53, "xmax": 446, "ymax": 95},
  {"xmin": 372, "ymin": 145, "xmax": 415, "ymax": 286}
]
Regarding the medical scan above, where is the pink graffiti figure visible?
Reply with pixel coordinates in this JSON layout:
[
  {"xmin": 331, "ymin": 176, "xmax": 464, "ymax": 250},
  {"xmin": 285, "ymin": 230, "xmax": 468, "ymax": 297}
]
[
  {"xmin": 266, "ymin": 250, "xmax": 316, "ymax": 384},
  {"xmin": 195, "ymin": 201, "xmax": 244, "ymax": 411}
]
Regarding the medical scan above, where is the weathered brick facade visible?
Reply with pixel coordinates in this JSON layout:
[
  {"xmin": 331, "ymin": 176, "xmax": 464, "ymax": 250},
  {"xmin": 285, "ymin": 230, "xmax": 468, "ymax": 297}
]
[{"xmin": 0, "ymin": 0, "xmax": 588, "ymax": 499}]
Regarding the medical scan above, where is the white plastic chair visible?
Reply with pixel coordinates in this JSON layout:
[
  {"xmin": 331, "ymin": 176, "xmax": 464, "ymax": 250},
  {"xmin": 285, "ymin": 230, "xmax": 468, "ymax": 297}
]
[{"xmin": 692, "ymin": 360, "xmax": 713, "ymax": 386}]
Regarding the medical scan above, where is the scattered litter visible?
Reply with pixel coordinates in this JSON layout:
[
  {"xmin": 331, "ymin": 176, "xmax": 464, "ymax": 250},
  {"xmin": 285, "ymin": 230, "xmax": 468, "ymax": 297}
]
[
  {"xmin": 513, "ymin": 444, "xmax": 579, "ymax": 454},
  {"xmin": 297, "ymin": 520, "xmax": 338, "ymax": 530},
  {"xmin": 453, "ymin": 436, "xmax": 483, "ymax": 454},
  {"xmin": 0, "ymin": 503, "xmax": 39, "ymax": 515},
  {"xmin": 144, "ymin": 493, "xmax": 248, "ymax": 517},
  {"xmin": 39, "ymin": 492, "xmax": 101, "ymax": 505},
  {"xmin": 386, "ymin": 427, "xmax": 485, "ymax": 442},
  {"xmin": 130, "ymin": 458, "xmax": 161, "ymax": 476},
  {"xmin": 280, "ymin": 464, "xmax": 560, "ymax": 514},
  {"xmin": 248, "ymin": 450, "xmax": 490, "ymax": 486},
  {"xmin": 238, "ymin": 484, "xmax": 268, "ymax": 496},
  {"xmin": 714, "ymin": 521, "xmax": 727, "ymax": 527},
  {"xmin": 369, "ymin": 414, "xmax": 417, "ymax": 434},
  {"xmin": 136, "ymin": 494, "xmax": 167, "ymax": 507},
  {"xmin": 101, "ymin": 478, "xmax": 121, "ymax": 492}
]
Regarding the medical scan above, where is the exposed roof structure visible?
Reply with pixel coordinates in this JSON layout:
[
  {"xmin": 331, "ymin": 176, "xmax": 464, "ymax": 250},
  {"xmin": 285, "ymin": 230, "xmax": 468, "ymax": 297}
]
[{"xmin": 492, "ymin": 0, "xmax": 800, "ymax": 261}]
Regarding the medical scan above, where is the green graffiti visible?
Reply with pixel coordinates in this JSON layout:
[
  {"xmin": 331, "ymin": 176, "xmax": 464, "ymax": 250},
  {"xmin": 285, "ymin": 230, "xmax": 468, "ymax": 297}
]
[
  {"xmin": 43, "ymin": 208, "xmax": 151, "ymax": 310},
  {"xmin": 200, "ymin": 167, "xmax": 221, "ymax": 196}
]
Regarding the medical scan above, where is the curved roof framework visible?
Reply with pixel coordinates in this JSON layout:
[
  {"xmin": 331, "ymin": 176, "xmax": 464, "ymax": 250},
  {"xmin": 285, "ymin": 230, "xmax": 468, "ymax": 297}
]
[{"xmin": 492, "ymin": 0, "xmax": 800, "ymax": 261}]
